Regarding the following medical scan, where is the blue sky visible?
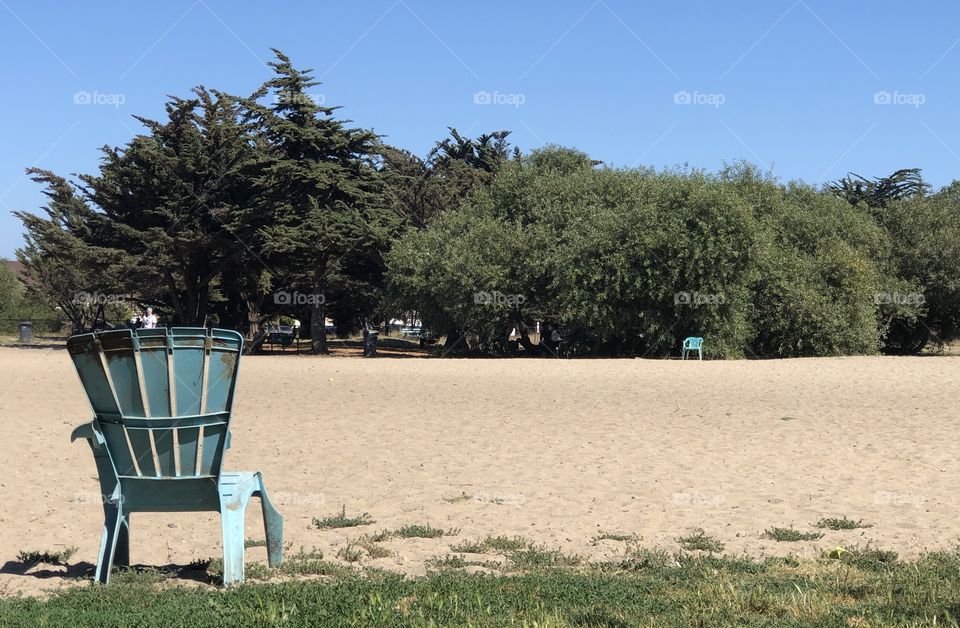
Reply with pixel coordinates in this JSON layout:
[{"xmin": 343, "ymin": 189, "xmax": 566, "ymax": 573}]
[{"xmin": 2, "ymin": 0, "xmax": 959, "ymax": 257}]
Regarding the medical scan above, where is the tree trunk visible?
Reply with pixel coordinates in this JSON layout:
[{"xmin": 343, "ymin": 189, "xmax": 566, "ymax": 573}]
[
  {"xmin": 183, "ymin": 270, "xmax": 199, "ymax": 326},
  {"xmin": 197, "ymin": 282, "xmax": 210, "ymax": 326},
  {"xmin": 165, "ymin": 271, "xmax": 185, "ymax": 324},
  {"xmin": 246, "ymin": 300, "xmax": 261, "ymax": 340},
  {"xmin": 310, "ymin": 279, "xmax": 328, "ymax": 354}
]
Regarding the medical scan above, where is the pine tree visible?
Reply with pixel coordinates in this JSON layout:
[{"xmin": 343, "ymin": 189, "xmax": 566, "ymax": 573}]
[
  {"xmin": 81, "ymin": 87, "xmax": 258, "ymax": 325},
  {"xmin": 14, "ymin": 169, "xmax": 129, "ymax": 332},
  {"xmin": 246, "ymin": 50, "xmax": 390, "ymax": 353}
]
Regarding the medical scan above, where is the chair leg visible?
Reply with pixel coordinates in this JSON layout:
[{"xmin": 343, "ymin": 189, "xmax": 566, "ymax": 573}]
[
  {"xmin": 255, "ymin": 474, "xmax": 284, "ymax": 568},
  {"xmin": 220, "ymin": 505, "xmax": 246, "ymax": 585},
  {"xmin": 95, "ymin": 499, "xmax": 127, "ymax": 584},
  {"xmin": 114, "ymin": 514, "xmax": 130, "ymax": 568},
  {"xmin": 218, "ymin": 471, "xmax": 286, "ymax": 584}
]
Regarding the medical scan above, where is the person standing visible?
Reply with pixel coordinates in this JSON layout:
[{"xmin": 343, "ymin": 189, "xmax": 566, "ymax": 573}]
[{"xmin": 143, "ymin": 307, "xmax": 158, "ymax": 329}]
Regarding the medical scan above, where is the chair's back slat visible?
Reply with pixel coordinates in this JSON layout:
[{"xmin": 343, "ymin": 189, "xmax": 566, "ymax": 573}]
[
  {"xmin": 101, "ymin": 333, "xmax": 146, "ymax": 418},
  {"xmin": 177, "ymin": 426, "xmax": 202, "ymax": 476},
  {"xmin": 152, "ymin": 427, "xmax": 178, "ymax": 476},
  {"xmin": 138, "ymin": 332, "xmax": 172, "ymax": 417},
  {"xmin": 68, "ymin": 335, "xmax": 121, "ymax": 418},
  {"xmin": 68, "ymin": 327, "xmax": 243, "ymax": 480},
  {"xmin": 204, "ymin": 333, "xmax": 241, "ymax": 413},
  {"xmin": 125, "ymin": 428, "xmax": 158, "ymax": 477},
  {"xmin": 171, "ymin": 329, "xmax": 206, "ymax": 416},
  {"xmin": 99, "ymin": 423, "xmax": 139, "ymax": 476},
  {"xmin": 199, "ymin": 423, "xmax": 228, "ymax": 476}
]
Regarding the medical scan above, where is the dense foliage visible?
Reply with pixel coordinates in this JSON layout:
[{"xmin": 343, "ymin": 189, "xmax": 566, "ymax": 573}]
[
  {"xmin": 388, "ymin": 155, "xmax": 909, "ymax": 357},
  {"xmin": 10, "ymin": 52, "xmax": 959, "ymax": 355},
  {"xmin": 0, "ymin": 261, "xmax": 58, "ymax": 334}
]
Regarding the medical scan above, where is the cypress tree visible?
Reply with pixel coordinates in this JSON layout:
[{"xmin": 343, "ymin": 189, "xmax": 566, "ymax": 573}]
[{"xmin": 246, "ymin": 50, "xmax": 388, "ymax": 353}]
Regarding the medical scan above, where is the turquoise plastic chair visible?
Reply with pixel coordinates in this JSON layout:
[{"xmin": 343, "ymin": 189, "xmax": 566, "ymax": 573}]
[
  {"xmin": 681, "ymin": 336, "xmax": 703, "ymax": 360},
  {"xmin": 67, "ymin": 327, "xmax": 283, "ymax": 585}
]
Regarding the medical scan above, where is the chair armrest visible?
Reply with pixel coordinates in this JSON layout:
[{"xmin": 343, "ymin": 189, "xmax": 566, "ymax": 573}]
[
  {"xmin": 71, "ymin": 422, "xmax": 94, "ymax": 442},
  {"xmin": 71, "ymin": 421, "xmax": 105, "ymax": 447}
]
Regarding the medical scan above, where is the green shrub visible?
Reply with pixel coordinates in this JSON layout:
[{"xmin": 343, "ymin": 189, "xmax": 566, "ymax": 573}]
[{"xmin": 387, "ymin": 153, "xmax": 934, "ymax": 358}]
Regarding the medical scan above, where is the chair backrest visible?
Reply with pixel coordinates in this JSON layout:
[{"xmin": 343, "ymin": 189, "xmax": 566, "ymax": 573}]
[
  {"xmin": 67, "ymin": 327, "xmax": 243, "ymax": 479},
  {"xmin": 683, "ymin": 337, "xmax": 703, "ymax": 350}
]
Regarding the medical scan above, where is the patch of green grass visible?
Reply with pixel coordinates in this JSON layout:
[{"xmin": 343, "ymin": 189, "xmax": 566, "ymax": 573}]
[
  {"xmin": 824, "ymin": 545, "xmax": 899, "ymax": 571},
  {"xmin": 769, "ymin": 555, "xmax": 801, "ymax": 568},
  {"xmin": 336, "ymin": 544, "xmax": 364, "ymax": 563},
  {"xmin": 169, "ymin": 549, "xmax": 348, "ymax": 584},
  {"xmin": 287, "ymin": 547, "xmax": 325, "ymax": 561},
  {"xmin": 393, "ymin": 524, "xmax": 450, "ymax": 539},
  {"xmin": 202, "ymin": 557, "xmax": 223, "ymax": 578},
  {"xmin": 425, "ymin": 555, "xmax": 502, "ymax": 571},
  {"xmin": 9, "ymin": 548, "xmax": 960, "ymax": 625},
  {"xmin": 211, "ymin": 558, "xmax": 352, "ymax": 581},
  {"xmin": 592, "ymin": 531, "xmax": 638, "ymax": 543},
  {"xmin": 507, "ymin": 546, "xmax": 581, "ymax": 570},
  {"xmin": 445, "ymin": 536, "xmax": 570, "ymax": 571},
  {"xmin": 815, "ymin": 516, "xmax": 872, "ymax": 530},
  {"xmin": 349, "ymin": 536, "xmax": 392, "ymax": 560},
  {"xmin": 365, "ymin": 529, "xmax": 393, "ymax": 543},
  {"xmin": 677, "ymin": 529, "xmax": 725, "ymax": 553},
  {"xmin": 277, "ymin": 559, "xmax": 352, "ymax": 578},
  {"xmin": 358, "ymin": 525, "xmax": 457, "ymax": 543},
  {"xmin": 603, "ymin": 548, "xmax": 675, "ymax": 573},
  {"xmin": 312, "ymin": 505, "xmax": 375, "ymax": 529},
  {"xmin": 107, "ymin": 567, "xmax": 169, "ymax": 586},
  {"xmin": 449, "ymin": 535, "xmax": 532, "ymax": 554},
  {"xmin": 448, "ymin": 540, "xmax": 486, "ymax": 553},
  {"xmin": 568, "ymin": 606, "xmax": 630, "ymax": 627},
  {"xmin": 17, "ymin": 547, "xmax": 77, "ymax": 564},
  {"xmin": 362, "ymin": 544, "xmax": 393, "ymax": 560},
  {"xmin": 244, "ymin": 538, "xmax": 267, "ymax": 548},
  {"xmin": 482, "ymin": 535, "xmax": 533, "ymax": 552},
  {"xmin": 442, "ymin": 492, "xmax": 473, "ymax": 503},
  {"xmin": 426, "ymin": 554, "xmax": 468, "ymax": 569},
  {"xmin": 763, "ymin": 527, "xmax": 824, "ymax": 542},
  {"xmin": 243, "ymin": 562, "xmax": 272, "ymax": 580}
]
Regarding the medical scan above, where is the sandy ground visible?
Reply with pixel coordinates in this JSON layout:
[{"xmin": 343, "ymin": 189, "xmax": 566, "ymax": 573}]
[{"xmin": 1, "ymin": 347, "xmax": 958, "ymax": 597}]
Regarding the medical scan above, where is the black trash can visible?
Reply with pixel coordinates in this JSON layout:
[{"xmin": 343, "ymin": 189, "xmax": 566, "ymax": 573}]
[
  {"xmin": 363, "ymin": 329, "xmax": 379, "ymax": 357},
  {"xmin": 18, "ymin": 321, "xmax": 32, "ymax": 342}
]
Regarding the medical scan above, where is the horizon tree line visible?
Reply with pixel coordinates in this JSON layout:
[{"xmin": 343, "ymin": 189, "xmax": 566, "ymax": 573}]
[{"xmin": 8, "ymin": 50, "xmax": 960, "ymax": 356}]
